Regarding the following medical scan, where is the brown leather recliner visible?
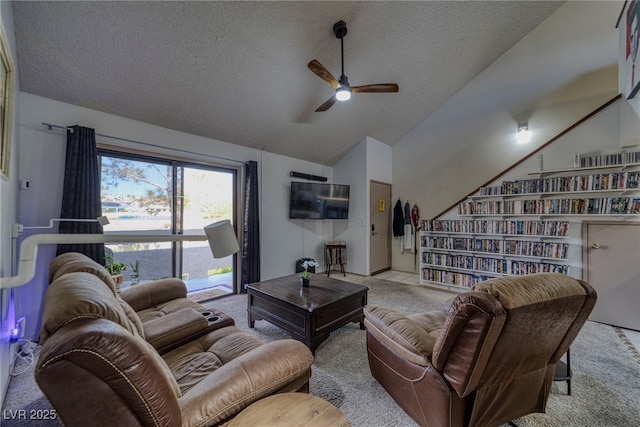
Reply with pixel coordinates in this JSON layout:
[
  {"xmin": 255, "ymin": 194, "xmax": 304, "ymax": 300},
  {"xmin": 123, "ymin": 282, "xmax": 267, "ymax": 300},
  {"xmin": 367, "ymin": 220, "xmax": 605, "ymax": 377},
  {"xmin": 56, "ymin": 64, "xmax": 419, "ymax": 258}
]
[
  {"xmin": 363, "ymin": 273, "xmax": 597, "ymax": 427},
  {"xmin": 48, "ymin": 252, "xmax": 235, "ymax": 353},
  {"xmin": 36, "ymin": 271, "xmax": 314, "ymax": 427}
]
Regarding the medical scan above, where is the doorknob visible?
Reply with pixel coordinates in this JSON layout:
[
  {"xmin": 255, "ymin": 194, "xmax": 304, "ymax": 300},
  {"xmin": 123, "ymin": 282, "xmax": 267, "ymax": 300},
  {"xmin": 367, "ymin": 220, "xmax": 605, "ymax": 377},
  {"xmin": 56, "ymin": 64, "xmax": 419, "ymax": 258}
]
[
  {"xmin": 591, "ymin": 243, "xmax": 601, "ymax": 249},
  {"xmin": 371, "ymin": 224, "xmax": 377, "ymax": 236}
]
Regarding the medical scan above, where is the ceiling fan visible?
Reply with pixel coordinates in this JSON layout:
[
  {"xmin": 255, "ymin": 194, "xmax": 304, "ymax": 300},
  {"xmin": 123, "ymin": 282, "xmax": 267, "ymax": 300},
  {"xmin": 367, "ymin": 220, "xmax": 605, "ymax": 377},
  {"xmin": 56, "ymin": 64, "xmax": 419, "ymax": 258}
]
[{"xmin": 308, "ymin": 20, "xmax": 399, "ymax": 112}]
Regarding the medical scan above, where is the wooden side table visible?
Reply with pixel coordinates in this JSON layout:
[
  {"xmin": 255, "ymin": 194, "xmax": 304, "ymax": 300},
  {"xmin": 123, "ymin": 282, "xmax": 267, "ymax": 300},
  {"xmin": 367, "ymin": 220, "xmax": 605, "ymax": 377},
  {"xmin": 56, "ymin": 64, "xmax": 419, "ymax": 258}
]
[
  {"xmin": 325, "ymin": 243, "xmax": 347, "ymax": 276},
  {"xmin": 228, "ymin": 393, "xmax": 350, "ymax": 426}
]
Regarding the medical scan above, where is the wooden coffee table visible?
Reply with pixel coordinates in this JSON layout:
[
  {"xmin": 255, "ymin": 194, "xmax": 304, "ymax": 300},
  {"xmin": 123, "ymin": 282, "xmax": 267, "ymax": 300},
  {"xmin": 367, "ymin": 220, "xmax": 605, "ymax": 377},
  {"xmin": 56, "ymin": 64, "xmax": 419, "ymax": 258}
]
[{"xmin": 246, "ymin": 274, "xmax": 368, "ymax": 354}]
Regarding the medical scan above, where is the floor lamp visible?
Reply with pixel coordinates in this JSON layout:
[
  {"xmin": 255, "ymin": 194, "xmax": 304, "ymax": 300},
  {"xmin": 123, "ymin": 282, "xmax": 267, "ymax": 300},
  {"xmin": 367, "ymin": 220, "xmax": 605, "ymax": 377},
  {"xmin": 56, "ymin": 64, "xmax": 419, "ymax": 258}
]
[{"xmin": 0, "ymin": 219, "xmax": 239, "ymax": 289}]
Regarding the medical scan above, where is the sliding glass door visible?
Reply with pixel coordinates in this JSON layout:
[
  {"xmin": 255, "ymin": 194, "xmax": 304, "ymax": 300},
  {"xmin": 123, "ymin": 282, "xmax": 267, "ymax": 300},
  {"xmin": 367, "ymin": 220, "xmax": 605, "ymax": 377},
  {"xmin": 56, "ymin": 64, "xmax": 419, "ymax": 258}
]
[
  {"xmin": 99, "ymin": 151, "xmax": 236, "ymax": 299},
  {"xmin": 177, "ymin": 166, "xmax": 236, "ymax": 296}
]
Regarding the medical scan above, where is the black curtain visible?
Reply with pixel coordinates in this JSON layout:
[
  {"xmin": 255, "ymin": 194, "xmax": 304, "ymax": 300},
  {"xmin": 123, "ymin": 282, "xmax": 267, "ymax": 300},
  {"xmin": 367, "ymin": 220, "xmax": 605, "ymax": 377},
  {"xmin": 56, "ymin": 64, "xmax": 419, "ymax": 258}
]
[
  {"xmin": 240, "ymin": 160, "xmax": 260, "ymax": 291},
  {"xmin": 55, "ymin": 125, "xmax": 105, "ymax": 264}
]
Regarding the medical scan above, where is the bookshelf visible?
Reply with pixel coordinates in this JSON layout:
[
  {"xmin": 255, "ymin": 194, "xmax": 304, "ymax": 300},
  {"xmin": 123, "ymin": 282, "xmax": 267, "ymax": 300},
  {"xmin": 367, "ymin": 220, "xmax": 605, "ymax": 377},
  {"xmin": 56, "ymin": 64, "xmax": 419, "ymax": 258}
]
[{"xmin": 420, "ymin": 151, "xmax": 640, "ymax": 290}]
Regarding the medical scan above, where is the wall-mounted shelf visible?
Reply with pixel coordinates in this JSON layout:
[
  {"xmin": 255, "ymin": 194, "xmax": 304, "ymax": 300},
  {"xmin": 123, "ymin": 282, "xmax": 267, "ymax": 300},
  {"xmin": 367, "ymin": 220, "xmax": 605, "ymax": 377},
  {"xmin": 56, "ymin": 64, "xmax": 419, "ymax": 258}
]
[
  {"xmin": 420, "ymin": 152, "xmax": 640, "ymax": 290},
  {"xmin": 527, "ymin": 162, "xmax": 640, "ymax": 176}
]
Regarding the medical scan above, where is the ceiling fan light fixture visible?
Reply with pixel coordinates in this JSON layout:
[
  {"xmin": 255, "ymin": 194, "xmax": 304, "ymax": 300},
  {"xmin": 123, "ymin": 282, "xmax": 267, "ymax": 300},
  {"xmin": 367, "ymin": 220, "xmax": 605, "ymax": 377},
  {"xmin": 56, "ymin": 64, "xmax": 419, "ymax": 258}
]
[
  {"xmin": 516, "ymin": 123, "xmax": 532, "ymax": 144},
  {"xmin": 307, "ymin": 20, "xmax": 398, "ymax": 111},
  {"xmin": 336, "ymin": 86, "xmax": 352, "ymax": 101}
]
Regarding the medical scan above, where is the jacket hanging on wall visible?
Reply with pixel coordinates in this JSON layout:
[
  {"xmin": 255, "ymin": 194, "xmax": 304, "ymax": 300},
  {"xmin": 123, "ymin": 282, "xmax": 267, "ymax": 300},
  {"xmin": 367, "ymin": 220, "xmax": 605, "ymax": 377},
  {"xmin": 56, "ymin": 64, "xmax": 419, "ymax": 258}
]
[
  {"xmin": 411, "ymin": 204, "xmax": 421, "ymax": 268},
  {"xmin": 393, "ymin": 200, "xmax": 404, "ymax": 237},
  {"xmin": 403, "ymin": 201, "xmax": 411, "ymax": 224},
  {"xmin": 401, "ymin": 201, "xmax": 413, "ymax": 253}
]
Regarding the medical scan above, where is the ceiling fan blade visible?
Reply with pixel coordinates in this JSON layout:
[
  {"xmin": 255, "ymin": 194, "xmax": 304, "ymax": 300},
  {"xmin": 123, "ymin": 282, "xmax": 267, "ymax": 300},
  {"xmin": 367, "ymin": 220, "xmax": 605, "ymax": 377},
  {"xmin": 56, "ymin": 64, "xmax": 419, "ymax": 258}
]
[
  {"xmin": 315, "ymin": 95, "xmax": 337, "ymax": 112},
  {"xmin": 352, "ymin": 83, "xmax": 399, "ymax": 93},
  {"xmin": 308, "ymin": 60, "xmax": 340, "ymax": 89}
]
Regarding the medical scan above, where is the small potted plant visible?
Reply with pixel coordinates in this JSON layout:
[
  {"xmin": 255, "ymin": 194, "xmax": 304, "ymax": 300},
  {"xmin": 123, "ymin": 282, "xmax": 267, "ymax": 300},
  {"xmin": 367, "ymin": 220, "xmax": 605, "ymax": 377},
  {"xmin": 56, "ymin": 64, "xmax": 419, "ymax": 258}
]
[
  {"xmin": 300, "ymin": 259, "xmax": 319, "ymax": 288},
  {"xmin": 104, "ymin": 255, "xmax": 127, "ymax": 288},
  {"xmin": 129, "ymin": 260, "xmax": 141, "ymax": 285}
]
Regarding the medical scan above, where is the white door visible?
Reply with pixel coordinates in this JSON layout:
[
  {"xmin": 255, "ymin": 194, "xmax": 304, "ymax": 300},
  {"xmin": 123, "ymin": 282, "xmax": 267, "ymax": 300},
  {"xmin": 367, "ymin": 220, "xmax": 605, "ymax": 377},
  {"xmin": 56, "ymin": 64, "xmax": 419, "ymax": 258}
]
[{"xmin": 583, "ymin": 221, "xmax": 640, "ymax": 330}]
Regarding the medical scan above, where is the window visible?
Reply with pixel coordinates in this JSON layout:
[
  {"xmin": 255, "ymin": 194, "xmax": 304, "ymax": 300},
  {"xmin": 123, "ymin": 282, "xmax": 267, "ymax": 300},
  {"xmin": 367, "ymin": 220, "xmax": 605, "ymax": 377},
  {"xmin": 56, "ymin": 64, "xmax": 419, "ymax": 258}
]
[{"xmin": 99, "ymin": 151, "xmax": 237, "ymax": 300}]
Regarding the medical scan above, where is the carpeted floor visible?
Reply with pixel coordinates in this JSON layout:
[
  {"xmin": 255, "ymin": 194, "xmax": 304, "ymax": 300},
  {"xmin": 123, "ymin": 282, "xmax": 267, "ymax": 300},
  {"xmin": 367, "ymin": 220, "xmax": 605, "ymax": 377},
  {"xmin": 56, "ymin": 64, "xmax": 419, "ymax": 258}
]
[{"xmin": 2, "ymin": 277, "xmax": 639, "ymax": 426}]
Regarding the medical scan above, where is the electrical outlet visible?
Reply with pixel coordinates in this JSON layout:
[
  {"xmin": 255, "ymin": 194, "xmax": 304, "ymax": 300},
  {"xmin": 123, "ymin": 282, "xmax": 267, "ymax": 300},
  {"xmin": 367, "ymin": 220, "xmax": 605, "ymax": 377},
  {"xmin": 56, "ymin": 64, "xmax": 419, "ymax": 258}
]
[{"xmin": 10, "ymin": 317, "xmax": 26, "ymax": 342}]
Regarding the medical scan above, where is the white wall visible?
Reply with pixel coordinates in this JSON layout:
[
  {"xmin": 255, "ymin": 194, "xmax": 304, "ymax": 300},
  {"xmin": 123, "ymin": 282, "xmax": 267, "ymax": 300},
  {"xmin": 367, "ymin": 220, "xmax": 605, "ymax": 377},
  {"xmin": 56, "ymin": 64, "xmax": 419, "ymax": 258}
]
[
  {"xmin": 618, "ymin": 1, "xmax": 640, "ymax": 144},
  {"xmin": 333, "ymin": 138, "xmax": 368, "ymax": 275},
  {"xmin": 0, "ymin": 2, "xmax": 20, "ymax": 404},
  {"xmin": 391, "ymin": 1, "xmax": 620, "ymax": 273},
  {"xmin": 333, "ymin": 136, "xmax": 392, "ymax": 276},
  {"xmin": 260, "ymin": 150, "xmax": 333, "ymax": 280}
]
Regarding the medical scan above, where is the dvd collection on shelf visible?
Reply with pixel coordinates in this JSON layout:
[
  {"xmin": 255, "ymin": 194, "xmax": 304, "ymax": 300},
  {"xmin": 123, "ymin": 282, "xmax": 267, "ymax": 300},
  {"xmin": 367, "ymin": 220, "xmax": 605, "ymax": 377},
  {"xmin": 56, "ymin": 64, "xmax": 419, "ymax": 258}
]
[
  {"xmin": 421, "ymin": 236, "xmax": 568, "ymax": 259},
  {"xmin": 421, "ymin": 259, "xmax": 569, "ymax": 288},
  {"xmin": 420, "ymin": 150, "xmax": 640, "ymax": 290},
  {"xmin": 420, "ymin": 219, "xmax": 572, "ymax": 288},
  {"xmin": 421, "ymin": 269, "xmax": 494, "ymax": 288},
  {"xmin": 422, "ymin": 219, "xmax": 570, "ymax": 236},
  {"xmin": 421, "ymin": 253, "xmax": 569, "ymax": 275},
  {"xmin": 459, "ymin": 197, "xmax": 640, "ymax": 215},
  {"xmin": 479, "ymin": 171, "xmax": 640, "ymax": 195},
  {"xmin": 578, "ymin": 150, "xmax": 640, "ymax": 167}
]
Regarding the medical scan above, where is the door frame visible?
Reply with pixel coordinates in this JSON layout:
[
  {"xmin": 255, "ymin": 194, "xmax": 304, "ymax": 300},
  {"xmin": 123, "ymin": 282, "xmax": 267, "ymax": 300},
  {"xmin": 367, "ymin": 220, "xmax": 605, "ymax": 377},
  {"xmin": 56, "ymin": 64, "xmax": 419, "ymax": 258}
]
[{"xmin": 369, "ymin": 180, "xmax": 392, "ymax": 275}]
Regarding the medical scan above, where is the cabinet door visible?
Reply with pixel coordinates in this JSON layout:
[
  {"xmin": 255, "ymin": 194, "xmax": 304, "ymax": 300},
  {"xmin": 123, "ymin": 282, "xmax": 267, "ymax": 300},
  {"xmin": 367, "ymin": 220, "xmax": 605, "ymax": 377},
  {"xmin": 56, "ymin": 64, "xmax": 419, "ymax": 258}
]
[{"xmin": 583, "ymin": 222, "xmax": 640, "ymax": 330}]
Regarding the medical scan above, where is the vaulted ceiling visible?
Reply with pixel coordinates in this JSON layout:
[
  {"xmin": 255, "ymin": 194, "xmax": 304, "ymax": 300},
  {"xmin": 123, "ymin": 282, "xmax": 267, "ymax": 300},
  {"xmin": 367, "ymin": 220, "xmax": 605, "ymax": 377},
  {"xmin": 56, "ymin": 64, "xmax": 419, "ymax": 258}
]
[{"xmin": 12, "ymin": 1, "xmax": 572, "ymax": 165}]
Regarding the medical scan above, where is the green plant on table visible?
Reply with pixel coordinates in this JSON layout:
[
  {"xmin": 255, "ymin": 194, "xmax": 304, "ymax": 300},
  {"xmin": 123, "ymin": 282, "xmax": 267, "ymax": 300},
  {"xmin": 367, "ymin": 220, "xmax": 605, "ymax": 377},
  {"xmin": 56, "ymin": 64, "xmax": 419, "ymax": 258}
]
[
  {"xmin": 301, "ymin": 260, "xmax": 319, "ymax": 279},
  {"xmin": 129, "ymin": 260, "xmax": 141, "ymax": 274},
  {"xmin": 104, "ymin": 255, "xmax": 126, "ymax": 275}
]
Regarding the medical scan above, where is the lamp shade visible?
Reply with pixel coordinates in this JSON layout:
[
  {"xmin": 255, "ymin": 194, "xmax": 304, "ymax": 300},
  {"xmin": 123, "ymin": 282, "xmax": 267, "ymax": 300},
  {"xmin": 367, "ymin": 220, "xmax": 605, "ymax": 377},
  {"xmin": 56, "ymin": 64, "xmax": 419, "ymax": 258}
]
[{"xmin": 204, "ymin": 220, "xmax": 240, "ymax": 258}]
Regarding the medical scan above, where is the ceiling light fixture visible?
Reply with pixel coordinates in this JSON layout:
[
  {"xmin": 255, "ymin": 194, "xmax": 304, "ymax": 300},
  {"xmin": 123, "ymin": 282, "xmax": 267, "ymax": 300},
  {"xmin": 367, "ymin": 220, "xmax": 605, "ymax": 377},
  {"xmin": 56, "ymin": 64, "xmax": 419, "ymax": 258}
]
[
  {"xmin": 335, "ymin": 86, "xmax": 352, "ymax": 101},
  {"xmin": 335, "ymin": 75, "xmax": 352, "ymax": 101},
  {"xmin": 516, "ymin": 123, "xmax": 532, "ymax": 144}
]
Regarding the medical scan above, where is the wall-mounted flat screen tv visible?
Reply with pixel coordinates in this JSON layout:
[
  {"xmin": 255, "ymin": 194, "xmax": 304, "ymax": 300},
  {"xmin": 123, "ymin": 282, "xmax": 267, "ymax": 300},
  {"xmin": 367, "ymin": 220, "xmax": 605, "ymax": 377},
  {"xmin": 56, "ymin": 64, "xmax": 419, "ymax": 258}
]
[{"xmin": 289, "ymin": 182, "xmax": 350, "ymax": 219}]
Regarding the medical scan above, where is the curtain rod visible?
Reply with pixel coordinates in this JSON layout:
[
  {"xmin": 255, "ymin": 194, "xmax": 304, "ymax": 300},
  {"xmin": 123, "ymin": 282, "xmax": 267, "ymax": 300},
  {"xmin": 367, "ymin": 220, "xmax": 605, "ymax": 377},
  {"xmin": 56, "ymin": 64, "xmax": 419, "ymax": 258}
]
[{"xmin": 41, "ymin": 122, "xmax": 246, "ymax": 165}]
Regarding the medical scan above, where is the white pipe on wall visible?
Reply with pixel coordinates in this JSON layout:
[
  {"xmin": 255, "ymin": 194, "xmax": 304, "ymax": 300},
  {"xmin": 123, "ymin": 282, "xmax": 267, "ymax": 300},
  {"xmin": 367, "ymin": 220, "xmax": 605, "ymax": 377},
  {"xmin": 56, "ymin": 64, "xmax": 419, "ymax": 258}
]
[{"xmin": 0, "ymin": 233, "xmax": 207, "ymax": 289}]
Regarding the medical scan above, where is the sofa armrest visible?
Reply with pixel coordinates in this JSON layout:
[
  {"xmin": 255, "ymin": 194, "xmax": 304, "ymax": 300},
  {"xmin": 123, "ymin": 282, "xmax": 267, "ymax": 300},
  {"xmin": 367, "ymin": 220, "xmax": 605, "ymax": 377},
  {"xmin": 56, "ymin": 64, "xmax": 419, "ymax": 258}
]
[
  {"xmin": 143, "ymin": 308, "xmax": 209, "ymax": 352},
  {"xmin": 119, "ymin": 279, "xmax": 188, "ymax": 311},
  {"xmin": 179, "ymin": 339, "xmax": 314, "ymax": 426},
  {"xmin": 363, "ymin": 304, "xmax": 437, "ymax": 366}
]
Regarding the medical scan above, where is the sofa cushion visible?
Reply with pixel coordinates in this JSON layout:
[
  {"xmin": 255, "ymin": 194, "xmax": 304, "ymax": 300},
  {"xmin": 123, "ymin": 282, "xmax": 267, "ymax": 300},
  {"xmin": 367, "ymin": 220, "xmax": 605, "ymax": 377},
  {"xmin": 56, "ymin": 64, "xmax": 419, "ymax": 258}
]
[
  {"xmin": 364, "ymin": 305, "xmax": 437, "ymax": 366},
  {"xmin": 48, "ymin": 258, "xmax": 146, "ymax": 337},
  {"xmin": 177, "ymin": 338, "xmax": 314, "ymax": 427},
  {"xmin": 50, "ymin": 258, "xmax": 116, "ymax": 292},
  {"xmin": 119, "ymin": 278, "xmax": 189, "ymax": 312},
  {"xmin": 49, "ymin": 252, "xmax": 98, "ymax": 282},
  {"xmin": 135, "ymin": 297, "xmax": 203, "ymax": 323},
  {"xmin": 473, "ymin": 272, "xmax": 586, "ymax": 309},
  {"xmin": 143, "ymin": 308, "xmax": 209, "ymax": 351},
  {"xmin": 41, "ymin": 272, "xmax": 145, "ymax": 344}
]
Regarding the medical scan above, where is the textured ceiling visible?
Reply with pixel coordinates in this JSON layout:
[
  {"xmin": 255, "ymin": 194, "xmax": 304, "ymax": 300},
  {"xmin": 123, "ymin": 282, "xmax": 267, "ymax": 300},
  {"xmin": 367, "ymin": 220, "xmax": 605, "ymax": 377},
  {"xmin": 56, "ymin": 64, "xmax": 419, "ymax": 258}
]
[{"xmin": 12, "ymin": 1, "xmax": 565, "ymax": 165}]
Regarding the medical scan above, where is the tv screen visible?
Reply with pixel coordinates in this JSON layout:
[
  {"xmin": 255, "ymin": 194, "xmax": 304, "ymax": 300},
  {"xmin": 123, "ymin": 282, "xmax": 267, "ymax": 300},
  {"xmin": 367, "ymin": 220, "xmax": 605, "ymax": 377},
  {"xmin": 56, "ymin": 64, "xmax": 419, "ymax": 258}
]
[{"xmin": 289, "ymin": 182, "xmax": 350, "ymax": 219}]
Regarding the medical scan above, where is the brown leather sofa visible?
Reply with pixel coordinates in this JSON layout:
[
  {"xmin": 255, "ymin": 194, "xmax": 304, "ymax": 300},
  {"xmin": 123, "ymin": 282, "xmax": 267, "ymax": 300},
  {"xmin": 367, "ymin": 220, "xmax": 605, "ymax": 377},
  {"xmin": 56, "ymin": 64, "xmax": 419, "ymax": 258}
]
[
  {"xmin": 36, "ymin": 270, "xmax": 314, "ymax": 427},
  {"xmin": 48, "ymin": 252, "xmax": 235, "ymax": 353},
  {"xmin": 363, "ymin": 273, "xmax": 597, "ymax": 427}
]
